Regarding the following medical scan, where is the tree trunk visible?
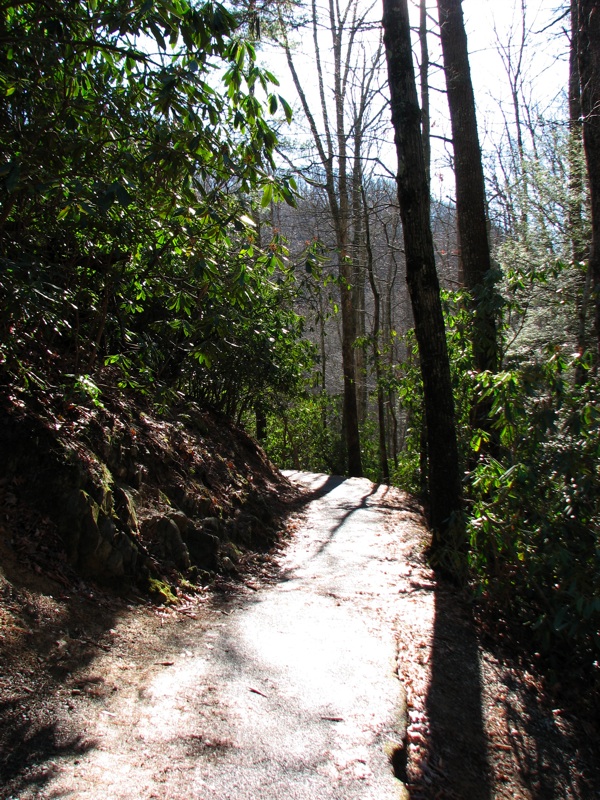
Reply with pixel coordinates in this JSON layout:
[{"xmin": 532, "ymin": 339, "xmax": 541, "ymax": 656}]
[
  {"xmin": 280, "ymin": 0, "xmax": 363, "ymax": 475},
  {"xmin": 363, "ymin": 185, "xmax": 390, "ymax": 483},
  {"xmin": 436, "ymin": 0, "xmax": 498, "ymax": 376},
  {"xmin": 570, "ymin": 0, "xmax": 593, "ymax": 383},
  {"xmin": 382, "ymin": 0, "xmax": 464, "ymax": 559},
  {"xmin": 570, "ymin": 0, "xmax": 586, "ymax": 268},
  {"xmin": 577, "ymin": 0, "xmax": 600, "ymax": 363},
  {"xmin": 352, "ymin": 175, "xmax": 368, "ymax": 423},
  {"xmin": 255, "ymin": 405, "xmax": 267, "ymax": 441},
  {"xmin": 419, "ymin": 0, "xmax": 431, "ymax": 192}
]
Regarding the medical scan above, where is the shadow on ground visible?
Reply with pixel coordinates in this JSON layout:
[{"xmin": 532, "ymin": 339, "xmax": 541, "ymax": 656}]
[
  {"xmin": 408, "ymin": 578, "xmax": 600, "ymax": 799},
  {"xmin": 408, "ymin": 582, "xmax": 491, "ymax": 800},
  {"xmin": 0, "ymin": 712, "xmax": 97, "ymax": 798},
  {"xmin": 0, "ymin": 583, "xmax": 120, "ymax": 799},
  {"xmin": 0, "ymin": 470, "xmax": 319, "ymax": 798}
]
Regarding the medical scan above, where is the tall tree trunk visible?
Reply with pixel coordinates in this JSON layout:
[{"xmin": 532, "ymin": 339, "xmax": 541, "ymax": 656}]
[
  {"xmin": 339, "ymin": 235, "xmax": 363, "ymax": 476},
  {"xmin": 577, "ymin": 0, "xmax": 600, "ymax": 363},
  {"xmin": 280, "ymin": 1, "xmax": 363, "ymax": 475},
  {"xmin": 331, "ymin": 0, "xmax": 363, "ymax": 475},
  {"xmin": 362, "ymin": 185, "xmax": 390, "ymax": 483},
  {"xmin": 419, "ymin": 0, "xmax": 431, "ymax": 192},
  {"xmin": 382, "ymin": 0, "xmax": 464, "ymax": 561},
  {"xmin": 418, "ymin": 0, "xmax": 432, "ymax": 481},
  {"xmin": 436, "ymin": 0, "xmax": 499, "ymax": 461},
  {"xmin": 570, "ymin": 0, "xmax": 592, "ymax": 383},
  {"xmin": 352, "ymin": 167, "xmax": 368, "ymax": 423},
  {"xmin": 570, "ymin": 0, "xmax": 586, "ymax": 268},
  {"xmin": 255, "ymin": 405, "xmax": 267, "ymax": 441},
  {"xmin": 436, "ymin": 0, "xmax": 498, "ymax": 375}
]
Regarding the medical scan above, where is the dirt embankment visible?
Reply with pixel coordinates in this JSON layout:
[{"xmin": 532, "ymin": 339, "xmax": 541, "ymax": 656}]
[
  {"xmin": 0, "ymin": 379, "xmax": 303, "ymax": 796},
  {"xmin": 0, "ymin": 379, "xmax": 298, "ymax": 593}
]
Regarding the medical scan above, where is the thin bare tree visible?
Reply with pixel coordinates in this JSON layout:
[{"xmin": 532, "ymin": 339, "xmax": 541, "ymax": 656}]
[{"xmin": 278, "ymin": 0, "xmax": 386, "ymax": 475}]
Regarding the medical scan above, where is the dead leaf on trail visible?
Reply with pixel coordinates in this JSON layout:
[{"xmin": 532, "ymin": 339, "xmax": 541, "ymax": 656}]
[{"xmin": 249, "ymin": 687, "xmax": 268, "ymax": 698}]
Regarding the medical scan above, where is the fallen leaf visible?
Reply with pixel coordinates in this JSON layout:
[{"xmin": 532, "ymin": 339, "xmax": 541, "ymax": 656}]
[{"xmin": 249, "ymin": 687, "xmax": 268, "ymax": 698}]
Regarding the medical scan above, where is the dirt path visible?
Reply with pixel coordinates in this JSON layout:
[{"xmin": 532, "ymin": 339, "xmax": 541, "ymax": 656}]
[
  {"xmin": 2, "ymin": 472, "xmax": 598, "ymax": 799},
  {"xmin": 3, "ymin": 473, "xmax": 411, "ymax": 799}
]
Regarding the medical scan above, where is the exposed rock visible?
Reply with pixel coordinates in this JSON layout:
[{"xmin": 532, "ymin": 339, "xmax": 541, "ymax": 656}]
[
  {"xmin": 114, "ymin": 531, "xmax": 140, "ymax": 573},
  {"xmin": 202, "ymin": 516, "xmax": 225, "ymax": 540},
  {"xmin": 231, "ymin": 512, "xmax": 273, "ymax": 549},
  {"xmin": 182, "ymin": 525, "xmax": 219, "ymax": 570},
  {"xmin": 220, "ymin": 541, "xmax": 243, "ymax": 564},
  {"xmin": 114, "ymin": 486, "xmax": 139, "ymax": 533},
  {"xmin": 60, "ymin": 490, "xmax": 141, "ymax": 579},
  {"xmin": 168, "ymin": 510, "xmax": 192, "ymax": 536},
  {"xmin": 166, "ymin": 485, "xmax": 213, "ymax": 518},
  {"xmin": 0, "ymin": 383, "xmax": 298, "ymax": 591},
  {"xmin": 220, "ymin": 555, "xmax": 238, "ymax": 574},
  {"xmin": 142, "ymin": 516, "xmax": 191, "ymax": 572}
]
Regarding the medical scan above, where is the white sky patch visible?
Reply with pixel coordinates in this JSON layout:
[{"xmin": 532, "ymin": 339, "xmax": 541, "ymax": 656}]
[{"xmin": 258, "ymin": 0, "xmax": 569, "ymax": 196}]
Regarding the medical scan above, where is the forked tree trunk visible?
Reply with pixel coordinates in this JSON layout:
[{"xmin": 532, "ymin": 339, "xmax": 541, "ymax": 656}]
[{"xmin": 382, "ymin": 0, "xmax": 464, "ymax": 561}]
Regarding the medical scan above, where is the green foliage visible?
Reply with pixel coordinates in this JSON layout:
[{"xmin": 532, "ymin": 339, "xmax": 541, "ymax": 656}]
[
  {"xmin": 467, "ymin": 356, "xmax": 599, "ymax": 667},
  {"xmin": 358, "ymin": 415, "xmax": 383, "ymax": 484},
  {"xmin": 69, "ymin": 374, "xmax": 104, "ymax": 408},
  {"xmin": 390, "ymin": 293, "xmax": 476, "ymax": 493},
  {"xmin": 181, "ymin": 248, "xmax": 313, "ymax": 420},
  {"xmin": 390, "ymin": 279, "xmax": 599, "ymax": 671},
  {"xmin": 0, "ymin": 0, "xmax": 301, "ymax": 413},
  {"xmin": 262, "ymin": 393, "xmax": 345, "ymax": 475},
  {"xmin": 387, "ymin": 330, "xmax": 423, "ymax": 493}
]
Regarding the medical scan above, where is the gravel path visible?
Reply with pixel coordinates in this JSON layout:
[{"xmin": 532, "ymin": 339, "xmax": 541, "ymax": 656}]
[{"xmin": 25, "ymin": 472, "xmax": 409, "ymax": 800}]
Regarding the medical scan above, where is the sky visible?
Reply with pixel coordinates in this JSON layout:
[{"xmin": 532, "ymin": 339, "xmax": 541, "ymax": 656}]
[
  {"xmin": 461, "ymin": 0, "xmax": 568, "ymax": 132},
  {"xmin": 427, "ymin": 0, "xmax": 569, "ymax": 194},
  {"xmin": 260, "ymin": 0, "xmax": 570, "ymax": 188}
]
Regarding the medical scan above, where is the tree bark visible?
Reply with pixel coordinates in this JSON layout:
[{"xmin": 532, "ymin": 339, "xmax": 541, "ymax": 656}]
[
  {"xmin": 570, "ymin": 0, "xmax": 586, "ymax": 268},
  {"xmin": 382, "ymin": 0, "xmax": 463, "ymax": 556},
  {"xmin": 419, "ymin": 0, "xmax": 431, "ymax": 193},
  {"xmin": 362, "ymin": 185, "xmax": 390, "ymax": 483},
  {"xmin": 570, "ymin": 0, "xmax": 593, "ymax": 382},
  {"xmin": 577, "ymin": 0, "xmax": 600, "ymax": 363},
  {"xmin": 436, "ymin": 0, "xmax": 499, "ymax": 376}
]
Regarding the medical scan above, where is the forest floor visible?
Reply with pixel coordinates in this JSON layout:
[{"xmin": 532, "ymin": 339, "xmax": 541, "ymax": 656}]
[{"xmin": 1, "ymin": 471, "xmax": 599, "ymax": 799}]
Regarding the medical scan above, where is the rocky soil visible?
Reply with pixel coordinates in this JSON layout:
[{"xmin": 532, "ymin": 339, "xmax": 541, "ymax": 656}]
[
  {"xmin": 392, "ymin": 531, "xmax": 600, "ymax": 799},
  {"xmin": 0, "ymin": 376, "xmax": 298, "ymax": 595}
]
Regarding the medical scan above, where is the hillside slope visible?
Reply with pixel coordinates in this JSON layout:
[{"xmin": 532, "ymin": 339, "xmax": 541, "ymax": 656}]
[{"xmin": 0, "ymin": 374, "xmax": 297, "ymax": 602}]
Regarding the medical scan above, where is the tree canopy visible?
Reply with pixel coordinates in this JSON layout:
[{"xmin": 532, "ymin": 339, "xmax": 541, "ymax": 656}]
[{"xmin": 0, "ymin": 0, "xmax": 302, "ymax": 412}]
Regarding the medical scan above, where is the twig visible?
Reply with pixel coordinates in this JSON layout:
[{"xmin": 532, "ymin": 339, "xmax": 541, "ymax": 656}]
[
  {"xmin": 249, "ymin": 687, "xmax": 268, "ymax": 698},
  {"xmin": 77, "ymin": 636, "xmax": 110, "ymax": 652}
]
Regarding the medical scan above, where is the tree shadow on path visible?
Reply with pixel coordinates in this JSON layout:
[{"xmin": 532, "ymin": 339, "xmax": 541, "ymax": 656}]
[
  {"xmin": 407, "ymin": 580, "xmax": 491, "ymax": 800},
  {"xmin": 405, "ymin": 575, "xmax": 600, "ymax": 799}
]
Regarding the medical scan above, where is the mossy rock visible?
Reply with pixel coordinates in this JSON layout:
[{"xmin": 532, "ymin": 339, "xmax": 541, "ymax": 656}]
[{"xmin": 146, "ymin": 577, "xmax": 178, "ymax": 604}]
